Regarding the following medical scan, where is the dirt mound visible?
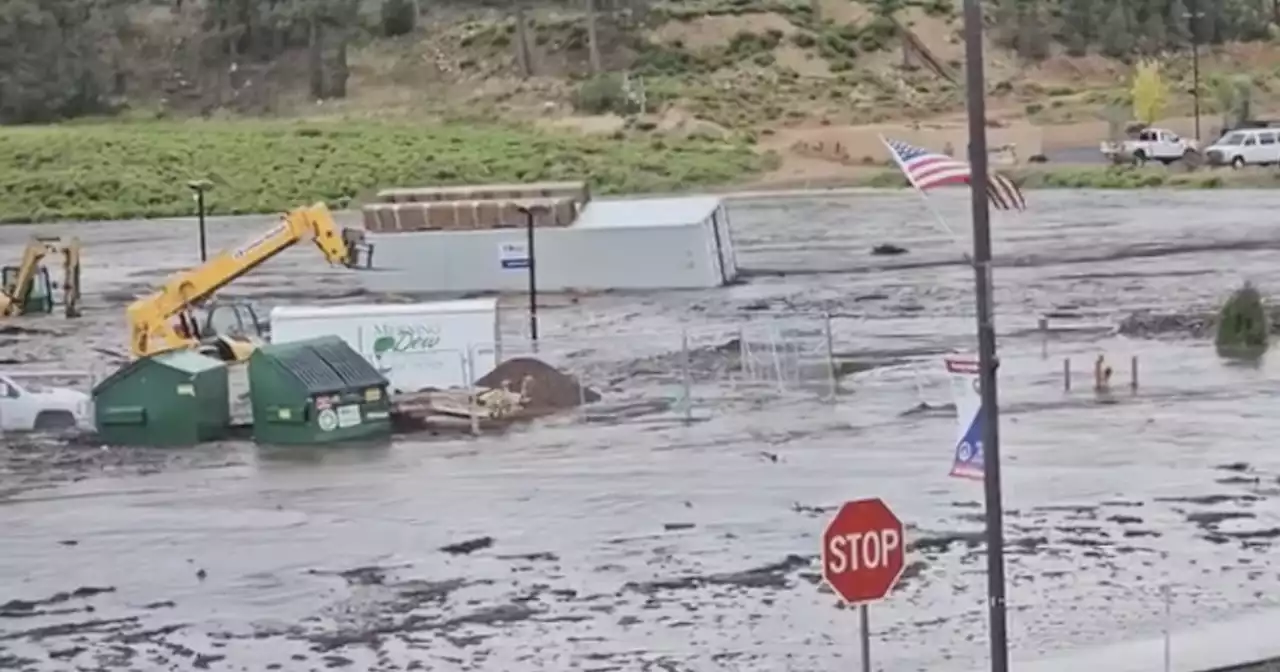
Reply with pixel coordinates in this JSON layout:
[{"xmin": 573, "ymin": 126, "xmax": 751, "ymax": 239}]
[{"xmin": 476, "ymin": 357, "xmax": 601, "ymax": 410}]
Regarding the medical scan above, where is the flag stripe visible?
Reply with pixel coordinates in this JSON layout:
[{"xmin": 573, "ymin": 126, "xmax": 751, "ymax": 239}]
[{"xmin": 883, "ymin": 138, "xmax": 1026, "ymax": 212}]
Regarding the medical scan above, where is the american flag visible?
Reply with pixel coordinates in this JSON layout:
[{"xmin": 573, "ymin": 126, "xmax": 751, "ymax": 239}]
[{"xmin": 883, "ymin": 138, "xmax": 1026, "ymax": 211}]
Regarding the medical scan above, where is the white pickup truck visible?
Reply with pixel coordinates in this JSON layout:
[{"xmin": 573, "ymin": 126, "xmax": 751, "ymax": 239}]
[
  {"xmin": 0, "ymin": 373, "xmax": 92, "ymax": 433},
  {"xmin": 1101, "ymin": 127, "xmax": 1199, "ymax": 165}
]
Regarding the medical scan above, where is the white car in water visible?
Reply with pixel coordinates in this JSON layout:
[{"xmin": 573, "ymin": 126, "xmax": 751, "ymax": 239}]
[{"xmin": 0, "ymin": 373, "xmax": 92, "ymax": 433}]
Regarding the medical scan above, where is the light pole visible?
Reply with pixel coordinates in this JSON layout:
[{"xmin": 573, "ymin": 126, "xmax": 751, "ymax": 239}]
[
  {"xmin": 961, "ymin": 0, "xmax": 1010, "ymax": 670},
  {"xmin": 515, "ymin": 204, "xmax": 548, "ymax": 346},
  {"xmin": 187, "ymin": 179, "xmax": 212, "ymax": 262},
  {"xmin": 1185, "ymin": 0, "xmax": 1205, "ymax": 140}
]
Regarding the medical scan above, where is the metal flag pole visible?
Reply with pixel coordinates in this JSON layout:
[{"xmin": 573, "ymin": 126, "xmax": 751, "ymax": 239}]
[{"xmin": 960, "ymin": 0, "xmax": 1010, "ymax": 669}]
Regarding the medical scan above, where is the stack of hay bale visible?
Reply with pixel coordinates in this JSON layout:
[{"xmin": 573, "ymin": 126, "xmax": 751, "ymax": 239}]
[{"xmin": 361, "ymin": 181, "xmax": 589, "ymax": 233}]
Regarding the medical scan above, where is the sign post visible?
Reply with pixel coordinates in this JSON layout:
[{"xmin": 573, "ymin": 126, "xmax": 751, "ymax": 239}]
[
  {"xmin": 186, "ymin": 179, "xmax": 212, "ymax": 263},
  {"xmin": 821, "ymin": 498, "xmax": 907, "ymax": 672}
]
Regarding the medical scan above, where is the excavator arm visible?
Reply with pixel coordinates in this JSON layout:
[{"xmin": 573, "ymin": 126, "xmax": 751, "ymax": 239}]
[{"xmin": 125, "ymin": 203, "xmax": 372, "ymax": 359}]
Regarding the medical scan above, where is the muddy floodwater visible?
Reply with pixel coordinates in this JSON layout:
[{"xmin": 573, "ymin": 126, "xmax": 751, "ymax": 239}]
[{"xmin": 4, "ymin": 189, "xmax": 1280, "ymax": 671}]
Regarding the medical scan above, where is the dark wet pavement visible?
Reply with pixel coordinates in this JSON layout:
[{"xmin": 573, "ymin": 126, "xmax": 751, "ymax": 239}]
[{"xmin": 4, "ymin": 190, "xmax": 1280, "ymax": 671}]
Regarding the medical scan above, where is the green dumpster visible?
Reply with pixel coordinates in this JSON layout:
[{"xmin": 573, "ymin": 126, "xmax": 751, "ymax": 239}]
[
  {"xmin": 247, "ymin": 335, "xmax": 392, "ymax": 445},
  {"xmin": 92, "ymin": 351, "xmax": 231, "ymax": 447}
]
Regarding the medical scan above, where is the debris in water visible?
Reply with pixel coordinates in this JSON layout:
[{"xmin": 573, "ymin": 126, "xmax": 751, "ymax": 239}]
[
  {"xmin": 440, "ymin": 536, "xmax": 494, "ymax": 555},
  {"xmin": 0, "ymin": 586, "xmax": 115, "ymax": 616},
  {"xmin": 1186, "ymin": 511, "xmax": 1255, "ymax": 527},
  {"xmin": 872, "ymin": 244, "xmax": 908, "ymax": 256},
  {"xmin": 623, "ymin": 554, "xmax": 811, "ymax": 593},
  {"xmin": 900, "ymin": 401, "xmax": 956, "ymax": 417}
]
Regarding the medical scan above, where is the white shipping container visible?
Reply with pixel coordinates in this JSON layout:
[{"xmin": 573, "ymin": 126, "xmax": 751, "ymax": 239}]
[
  {"xmin": 268, "ymin": 299, "xmax": 500, "ymax": 393},
  {"xmin": 359, "ymin": 196, "xmax": 737, "ymax": 294}
]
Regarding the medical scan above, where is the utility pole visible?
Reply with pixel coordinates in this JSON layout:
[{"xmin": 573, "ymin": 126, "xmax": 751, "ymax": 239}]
[
  {"xmin": 1185, "ymin": 0, "xmax": 1205, "ymax": 140},
  {"xmin": 961, "ymin": 0, "xmax": 1009, "ymax": 671}
]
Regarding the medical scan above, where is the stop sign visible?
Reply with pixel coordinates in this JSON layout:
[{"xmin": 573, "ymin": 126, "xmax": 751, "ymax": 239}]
[{"xmin": 821, "ymin": 498, "xmax": 906, "ymax": 604}]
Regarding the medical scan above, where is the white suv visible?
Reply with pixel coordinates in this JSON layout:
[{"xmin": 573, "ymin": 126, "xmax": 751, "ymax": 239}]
[
  {"xmin": 0, "ymin": 374, "xmax": 92, "ymax": 433},
  {"xmin": 1205, "ymin": 128, "xmax": 1280, "ymax": 168}
]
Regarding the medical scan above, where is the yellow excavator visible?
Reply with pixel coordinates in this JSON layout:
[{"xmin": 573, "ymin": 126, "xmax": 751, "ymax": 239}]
[
  {"xmin": 0, "ymin": 236, "xmax": 82, "ymax": 318},
  {"xmin": 125, "ymin": 203, "xmax": 372, "ymax": 362}
]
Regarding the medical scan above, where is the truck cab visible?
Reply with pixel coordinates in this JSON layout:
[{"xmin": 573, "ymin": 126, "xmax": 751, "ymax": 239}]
[{"xmin": 0, "ymin": 373, "xmax": 91, "ymax": 432}]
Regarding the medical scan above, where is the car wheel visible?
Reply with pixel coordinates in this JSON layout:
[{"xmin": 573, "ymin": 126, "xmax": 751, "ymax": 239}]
[
  {"xmin": 1232, "ymin": 156, "xmax": 1246, "ymax": 169},
  {"xmin": 1132, "ymin": 149, "xmax": 1148, "ymax": 165},
  {"xmin": 33, "ymin": 410, "xmax": 77, "ymax": 432}
]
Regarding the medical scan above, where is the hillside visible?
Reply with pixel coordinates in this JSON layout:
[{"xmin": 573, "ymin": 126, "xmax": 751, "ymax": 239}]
[{"xmin": 4, "ymin": 0, "xmax": 1279, "ymax": 186}]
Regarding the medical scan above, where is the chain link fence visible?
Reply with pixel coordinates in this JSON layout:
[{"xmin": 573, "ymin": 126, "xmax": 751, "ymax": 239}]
[{"xmin": 385, "ymin": 313, "xmax": 842, "ymax": 428}]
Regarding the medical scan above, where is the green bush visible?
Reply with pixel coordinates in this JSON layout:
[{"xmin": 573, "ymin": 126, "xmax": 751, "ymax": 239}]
[
  {"xmin": 633, "ymin": 43, "xmax": 707, "ymax": 76},
  {"xmin": 858, "ymin": 17, "xmax": 899, "ymax": 52},
  {"xmin": 380, "ymin": 0, "xmax": 417, "ymax": 37},
  {"xmin": 727, "ymin": 30, "xmax": 782, "ymax": 57},
  {"xmin": 0, "ymin": 121, "xmax": 769, "ymax": 223},
  {"xmin": 1215, "ymin": 282, "xmax": 1270, "ymax": 353},
  {"xmin": 791, "ymin": 32, "xmax": 818, "ymax": 48},
  {"xmin": 573, "ymin": 74, "xmax": 635, "ymax": 115}
]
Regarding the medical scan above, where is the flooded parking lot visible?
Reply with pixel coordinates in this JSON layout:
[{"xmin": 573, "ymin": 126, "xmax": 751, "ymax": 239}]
[{"xmin": 3, "ymin": 189, "xmax": 1280, "ymax": 671}]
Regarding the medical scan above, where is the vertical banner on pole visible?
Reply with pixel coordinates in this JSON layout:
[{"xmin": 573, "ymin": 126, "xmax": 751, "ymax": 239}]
[{"xmin": 945, "ymin": 355, "xmax": 985, "ymax": 480}]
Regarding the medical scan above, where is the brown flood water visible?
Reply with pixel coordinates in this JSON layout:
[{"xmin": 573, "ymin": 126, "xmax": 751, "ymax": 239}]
[{"xmin": 3, "ymin": 189, "xmax": 1280, "ymax": 672}]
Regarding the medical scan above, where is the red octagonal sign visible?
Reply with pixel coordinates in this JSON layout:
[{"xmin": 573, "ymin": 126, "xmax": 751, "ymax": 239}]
[{"xmin": 821, "ymin": 498, "xmax": 906, "ymax": 604}]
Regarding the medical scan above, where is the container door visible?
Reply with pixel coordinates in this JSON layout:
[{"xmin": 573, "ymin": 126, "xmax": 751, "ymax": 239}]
[
  {"xmin": 705, "ymin": 215, "xmax": 726, "ymax": 286},
  {"xmin": 714, "ymin": 205, "xmax": 738, "ymax": 280}
]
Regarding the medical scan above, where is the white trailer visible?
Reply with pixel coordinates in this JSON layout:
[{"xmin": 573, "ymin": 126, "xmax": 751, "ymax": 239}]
[{"xmin": 268, "ymin": 299, "xmax": 500, "ymax": 394}]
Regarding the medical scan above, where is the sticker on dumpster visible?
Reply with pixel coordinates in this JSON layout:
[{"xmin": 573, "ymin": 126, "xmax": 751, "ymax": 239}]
[
  {"xmin": 318, "ymin": 409, "xmax": 339, "ymax": 432},
  {"xmin": 337, "ymin": 405, "xmax": 362, "ymax": 428}
]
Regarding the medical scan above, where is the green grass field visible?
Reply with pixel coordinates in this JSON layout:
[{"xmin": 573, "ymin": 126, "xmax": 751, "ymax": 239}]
[{"xmin": 0, "ymin": 120, "xmax": 770, "ymax": 223}]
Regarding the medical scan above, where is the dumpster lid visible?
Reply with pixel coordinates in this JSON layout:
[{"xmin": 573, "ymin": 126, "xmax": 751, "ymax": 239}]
[
  {"xmin": 93, "ymin": 350, "xmax": 223, "ymax": 395},
  {"xmin": 310, "ymin": 337, "xmax": 387, "ymax": 389},
  {"xmin": 154, "ymin": 350, "xmax": 224, "ymax": 374},
  {"xmin": 260, "ymin": 336, "xmax": 387, "ymax": 395}
]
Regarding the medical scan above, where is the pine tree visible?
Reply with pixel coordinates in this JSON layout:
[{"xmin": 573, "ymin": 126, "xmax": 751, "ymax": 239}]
[
  {"xmin": 1166, "ymin": 0, "xmax": 1192, "ymax": 47},
  {"xmin": 1016, "ymin": 4, "xmax": 1052, "ymax": 60},
  {"xmin": 1059, "ymin": 0, "xmax": 1094, "ymax": 55},
  {"xmin": 1142, "ymin": 7, "xmax": 1167, "ymax": 52},
  {"xmin": 1099, "ymin": 2, "xmax": 1136, "ymax": 58}
]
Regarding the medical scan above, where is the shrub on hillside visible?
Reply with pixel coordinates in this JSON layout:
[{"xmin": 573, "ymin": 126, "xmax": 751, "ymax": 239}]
[
  {"xmin": 1215, "ymin": 282, "xmax": 1270, "ymax": 355},
  {"xmin": 573, "ymin": 74, "xmax": 637, "ymax": 115},
  {"xmin": 381, "ymin": 0, "xmax": 417, "ymax": 37}
]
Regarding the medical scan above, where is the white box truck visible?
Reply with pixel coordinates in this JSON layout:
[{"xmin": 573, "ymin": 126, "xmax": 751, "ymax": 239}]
[{"xmin": 268, "ymin": 299, "xmax": 500, "ymax": 393}]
